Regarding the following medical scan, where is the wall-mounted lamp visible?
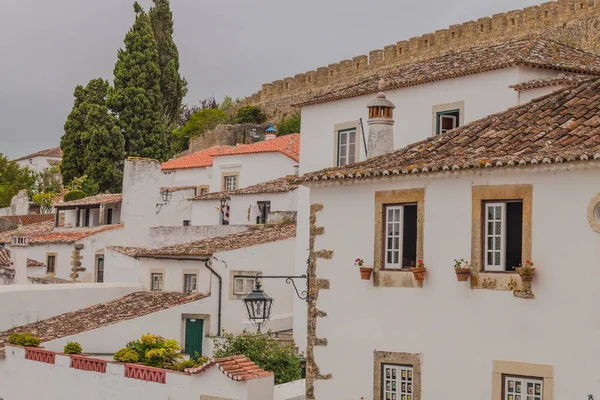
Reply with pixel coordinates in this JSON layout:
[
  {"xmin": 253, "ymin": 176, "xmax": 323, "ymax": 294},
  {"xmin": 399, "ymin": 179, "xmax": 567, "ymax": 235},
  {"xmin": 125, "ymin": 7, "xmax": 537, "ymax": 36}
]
[{"xmin": 156, "ymin": 189, "xmax": 172, "ymax": 214}]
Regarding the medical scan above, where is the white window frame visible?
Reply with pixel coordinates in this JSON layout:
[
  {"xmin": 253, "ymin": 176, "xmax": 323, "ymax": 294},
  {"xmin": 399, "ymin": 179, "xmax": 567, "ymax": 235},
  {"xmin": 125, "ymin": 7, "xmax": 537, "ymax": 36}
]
[
  {"xmin": 337, "ymin": 129, "xmax": 357, "ymax": 166},
  {"xmin": 233, "ymin": 276, "xmax": 256, "ymax": 295},
  {"xmin": 225, "ymin": 175, "xmax": 237, "ymax": 191},
  {"xmin": 151, "ymin": 273, "xmax": 164, "ymax": 291},
  {"xmin": 384, "ymin": 205, "xmax": 403, "ymax": 269},
  {"xmin": 183, "ymin": 273, "xmax": 197, "ymax": 294},
  {"xmin": 503, "ymin": 375, "xmax": 543, "ymax": 400},
  {"xmin": 484, "ymin": 202, "xmax": 506, "ymax": 271},
  {"xmin": 439, "ymin": 114, "xmax": 458, "ymax": 134},
  {"xmin": 382, "ymin": 364, "xmax": 414, "ymax": 400}
]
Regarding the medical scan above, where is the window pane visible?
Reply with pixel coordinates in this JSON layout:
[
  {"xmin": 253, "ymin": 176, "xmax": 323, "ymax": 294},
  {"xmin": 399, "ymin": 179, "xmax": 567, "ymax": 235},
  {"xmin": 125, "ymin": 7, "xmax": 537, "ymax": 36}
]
[
  {"xmin": 495, "ymin": 221, "xmax": 501, "ymax": 235},
  {"xmin": 349, "ymin": 130, "xmax": 356, "ymax": 144},
  {"xmin": 494, "ymin": 252, "xmax": 501, "ymax": 266},
  {"xmin": 487, "ymin": 237, "xmax": 493, "ymax": 250},
  {"xmin": 348, "ymin": 144, "xmax": 356, "ymax": 163},
  {"xmin": 234, "ymin": 278, "xmax": 244, "ymax": 293},
  {"xmin": 487, "ymin": 252, "xmax": 493, "ymax": 265},
  {"xmin": 393, "ymin": 237, "xmax": 400, "ymax": 250},
  {"xmin": 340, "ymin": 132, "xmax": 347, "ymax": 145}
]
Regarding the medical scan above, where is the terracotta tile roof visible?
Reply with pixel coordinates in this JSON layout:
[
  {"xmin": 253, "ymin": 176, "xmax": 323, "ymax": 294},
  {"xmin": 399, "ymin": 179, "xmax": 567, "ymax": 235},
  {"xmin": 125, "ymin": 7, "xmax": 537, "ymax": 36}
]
[
  {"xmin": 0, "ymin": 220, "xmax": 54, "ymax": 244},
  {"xmin": 160, "ymin": 185, "xmax": 198, "ymax": 193},
  {"xmin": 509, "ymin": 74, "xmax": 593, "ymax": 91},
  {"xmin": 55, "ymin": 193, "xmax": 122, "ymax": 208},
  {"xmin": 185, "ymin": 355, "xmax": 272, "ymax": 381},
  {"xmin": 213, "ymin": 134, "xmax": 300, "ymax": 162},
  {"xmin": 161, "ymin": 145, "xmax": 233, "ymax": 171},
  {"xmin": 0, "ymin": 248, "xmax": 10, "ymax": 267},
  {"xmin": 0, "ymin": 291, "xmax": 205, "ymax": 357},
  {"xmin": 296, "ymin": 77, "xmax": 600, "ymax": 183},
  {"xmin": 27, "ymin": 258, "xmax": 45, "ymax": 267},
  {"xmin": 191, "ymin": 177, "xmax": 299, "ymax": 200},
  {"xmin": 27, "ymin": 276, "xmax": 73, "ymax": 284},
  {"xmin": 297, "ymin": 36, "xmax": 600, "ymax": 107},
  {"xmin": 2, "ymin": 214, "xmax": 54, "ymax": 226},
  {"xmin": 13, "ymin": 147, "xmax": 62, "ymax": 162},
  {"xmin": 30, "ymin": 224, "xmax": 123, "ymax": 244},
  {"xmin": 110, "ymin": 223, "xmax": 296, "ymax": 258}
]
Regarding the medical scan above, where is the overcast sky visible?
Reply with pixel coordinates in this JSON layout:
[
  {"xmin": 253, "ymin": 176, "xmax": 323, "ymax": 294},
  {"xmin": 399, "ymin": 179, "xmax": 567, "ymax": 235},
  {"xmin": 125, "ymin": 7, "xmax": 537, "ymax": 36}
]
[{"xmin": 0, "ymin": 0, "xmax": 542, "ymax": 159}]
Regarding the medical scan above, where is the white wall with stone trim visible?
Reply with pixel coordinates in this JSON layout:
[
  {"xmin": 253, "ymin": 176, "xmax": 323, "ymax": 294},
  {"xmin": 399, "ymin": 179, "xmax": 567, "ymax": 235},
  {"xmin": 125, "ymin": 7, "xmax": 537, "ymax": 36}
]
[
  {"xmin": 0, "ymin": 345, "xmax": 274, "ymax": 400},
  {"xmin": 149, "ymin": 225, "xmax": 251, "ymax": 247},
  {"xmin": 212, "ymin": 152, "xmax": 297, "ymax": 190},
  {"xmin": 192, "ymin": 191, "xmax": 297, "ymax": 226},
  {"xmin": 298, "ymin": 66, "xmax": 577, "ymax": 175},
  {"xmin": 15, "ymin": 155, "xmax": 62, "ymax": 174},
  {"xmin": 0, "ymin": 283, "xmax": 141, "ymax": 331},
  {"xmin": 307, "ymin": 164, "xmax": 600, "ymax": 399}
]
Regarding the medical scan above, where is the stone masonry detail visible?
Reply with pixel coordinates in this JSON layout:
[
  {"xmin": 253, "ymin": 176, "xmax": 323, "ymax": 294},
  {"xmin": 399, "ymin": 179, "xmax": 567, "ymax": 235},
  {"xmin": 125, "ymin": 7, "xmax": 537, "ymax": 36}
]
[
  {"xmin": 243, "ymin": 0, "xmax": 600, "ymax": 118},
  {"xmin": 306, "ymin": 203, "xmax": 333, "ymax": 400}
]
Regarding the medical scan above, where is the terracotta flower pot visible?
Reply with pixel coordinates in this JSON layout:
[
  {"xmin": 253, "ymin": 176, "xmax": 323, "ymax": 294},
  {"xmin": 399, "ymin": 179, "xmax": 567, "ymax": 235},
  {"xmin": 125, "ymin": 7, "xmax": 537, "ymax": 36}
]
[
  {"xmin": 454, "ymin": 268, "xmax": 470, "ymax": 281},
  {"xmin": 359, "ymin": 267, "xmax": 373, "ymax": 280},
  {"xmin": 411, "ymin": 267, "xmax": 426, "ymax": 281},
  {"xmin": 517, "ymin": 267, "xmax": 535, "ymax": 283}
]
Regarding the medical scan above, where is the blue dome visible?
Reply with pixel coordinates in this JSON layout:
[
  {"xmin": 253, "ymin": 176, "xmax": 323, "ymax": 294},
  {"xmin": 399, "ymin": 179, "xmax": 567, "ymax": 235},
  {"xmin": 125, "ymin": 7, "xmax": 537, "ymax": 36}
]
[{"xmin": 266, "ymin": 124, "xmax": 277, "ymax": 133}]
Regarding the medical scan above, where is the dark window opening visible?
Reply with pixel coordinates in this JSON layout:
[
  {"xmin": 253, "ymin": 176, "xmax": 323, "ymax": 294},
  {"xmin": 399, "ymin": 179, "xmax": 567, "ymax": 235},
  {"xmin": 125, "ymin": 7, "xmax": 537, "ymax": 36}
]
[
  {"xmin": 183, "ymin": 220, "xmax": 191, "ymax": 226},
  {"xmin": 84, "ymin": 209, "xmax": 90, "ymax": 227},
  {"xmin": 96, "ymin": 256, "xmax": 104, "ymax": 283},
  {"xmin": 107, "ymin": 208, "xmax": 113, "ymax": 225},
  {"xmin": 47, "ymin": 255, "xmax": 56, "ymax": 274},
  {"xmin": 402, "ymin": 205, "xmax": 418, "ymax": 269},
  {"xmin": 436, "ymin": 110, "xmax": 460, "ymax": 135},
  {"xmin": 505, "ymin": 202, "xmax": 523, "ymax": 271},
  {"xmin": 257, "ymin": 201, "xmax": 271, "ymax": 224}
]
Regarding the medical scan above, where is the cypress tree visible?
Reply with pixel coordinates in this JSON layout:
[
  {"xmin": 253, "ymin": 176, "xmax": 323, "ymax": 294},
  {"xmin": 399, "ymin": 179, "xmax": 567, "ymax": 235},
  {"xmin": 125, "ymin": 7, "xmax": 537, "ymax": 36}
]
[
  {"xmin": 108, "ymin": 2, "xmax": 166, "ymax": 161},
  {"xmin": 82, "ymin": 81, "xmax": 125, "ymax": 193},
  {"xmin": 149, "ymin": 0, "xmax": 187, "ymax": 131},
  {"xmin": 61, "ymin": 85, "xmax": 88, "ymax": 184}
]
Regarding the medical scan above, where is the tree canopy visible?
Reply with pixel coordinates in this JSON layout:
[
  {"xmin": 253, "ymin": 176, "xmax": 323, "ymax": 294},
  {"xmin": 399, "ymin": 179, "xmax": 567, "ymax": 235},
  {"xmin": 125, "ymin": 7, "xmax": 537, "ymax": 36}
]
[
  {"xmin": 276, "ymin": 113, "xmax": 301, "ymax": 136},
  {"xmin": 0, "ymin": 154, "xmax": 36, "ymax": 208},
  {"xmin": 171, "ymin": 108, "xmax": 228, "ymax": 154}
]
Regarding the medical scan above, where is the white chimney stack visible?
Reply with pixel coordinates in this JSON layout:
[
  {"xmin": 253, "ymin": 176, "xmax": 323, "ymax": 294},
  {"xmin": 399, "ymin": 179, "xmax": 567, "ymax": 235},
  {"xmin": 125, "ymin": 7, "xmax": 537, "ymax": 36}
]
[
  {"xmin": 367, "ymin": 78, "xmax": 395, "ymax": 158},
  {"xmin": 10, "ymin": 227, "xmax": 29, "ymax": 284}
]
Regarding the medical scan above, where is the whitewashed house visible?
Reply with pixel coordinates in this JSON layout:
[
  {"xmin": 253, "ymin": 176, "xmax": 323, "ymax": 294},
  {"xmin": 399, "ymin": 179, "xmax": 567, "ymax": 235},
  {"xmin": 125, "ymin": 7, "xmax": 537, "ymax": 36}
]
[
  {"xmin": 293, "ymin": 70, "xmax": 600, "ymax": 399},
  {"xmin": 106, "ymin": 223, "xmax": 297, "ymax": 336},
  {"xmin": 12, "ymin": 147, "xmax": 62, "ymax": 175}
]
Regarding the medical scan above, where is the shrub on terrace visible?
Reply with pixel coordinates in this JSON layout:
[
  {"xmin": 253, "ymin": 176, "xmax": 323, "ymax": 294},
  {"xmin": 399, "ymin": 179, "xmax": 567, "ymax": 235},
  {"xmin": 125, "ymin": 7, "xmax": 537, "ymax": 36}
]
[
  {"xmin": 63, "ymin": 341, "xmax": 83, "ymax": 355},
  {"xmin": 8, "ymin": 332, "xmax": 41, "ymax": 347}
]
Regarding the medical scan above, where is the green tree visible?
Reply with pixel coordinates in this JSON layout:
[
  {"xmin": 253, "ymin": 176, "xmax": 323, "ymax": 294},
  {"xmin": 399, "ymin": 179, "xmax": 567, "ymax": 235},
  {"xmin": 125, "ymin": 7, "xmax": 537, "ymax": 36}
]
[
  {"xmin": 149, "ymin": 0, "xmax": 187, "ymax": 131},
  {"xmin": 276, "ymin": 113, "xmax": 301, "ymax": 135},
  {"xmin": 61, "ymin": 85, "xmax": 88, "ymax": 184},
  {"xmin": 82, "ymin": 82, "xmax": 125, "ymax": 193},
  {"xmin": 31, "ymin": 192, "xmax": 56, "ymax": 214},
  {"xmin": 108, "ymin": 2, "xmax": 166, "ymax": 161},
  {"xmin": 0, "ymin": 154, "xmax": 36, "ymax": 207},
  {"xmin": 171, "ymin": 108, "xmax": 227, "ymax": 154},
  {"xmin": 219, "ymin": 96, "xmax": 234, "ymax": 113},
  {"xmin": 213, "ymin": 331, "xmax": 301, "ymax": 385},
  {"xmin": 234, "ymin": 105, "xmax": 266, "ymax": 124},
  {"xmin": 33, "ymin": 169, "xmax": 62, "ymax": 194}
]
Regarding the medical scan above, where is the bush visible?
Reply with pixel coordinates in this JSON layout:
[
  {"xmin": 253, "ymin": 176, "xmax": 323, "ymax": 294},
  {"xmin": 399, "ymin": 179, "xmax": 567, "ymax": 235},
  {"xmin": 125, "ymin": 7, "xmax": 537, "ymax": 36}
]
[
  {"xmin": 63, "ymin": 190, "xmax": 86, "ymax": 202},
  {"xmin": 168, "ymin": 354, "xmax": 209, "ymax": 372},
  {"xmin": 113, "ymin": 348, "xmax": 139, "ymax": 363},
  {"xmin": 234, "ymin": 105, "xmax": 265, "ymax": 124},
  {"xmin": 212, "ymin": 330, "xmax": 301, "ymax": 384},
  {"xmin": 63, "ymin": 341, "xmax": 83, "ymax": 355},
  {"xmin": 115, "ymin": 334, "xmax": 182, "ymax": 368},
  {"xmin": 276, "ymin": 113, "xmax": 301, "ymax": 136},
  {"xmin": 8, "ymin": 332, "xmax": 40, "ymax": 347}
]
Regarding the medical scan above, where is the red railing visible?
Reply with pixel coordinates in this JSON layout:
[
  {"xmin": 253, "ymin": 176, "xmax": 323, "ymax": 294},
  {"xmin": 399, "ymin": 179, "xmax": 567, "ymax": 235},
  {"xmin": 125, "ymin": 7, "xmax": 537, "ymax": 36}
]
[
  {"xmin": 124, "ymin": 364, "xmax": 166, "ymax": 384},
  {"xmin": 25, "ymin": 348, "xmax": 55, "ymax": 364},
  {"xmin": 70, "ymin": 355, "xmax": 107, "ymax": 373}
]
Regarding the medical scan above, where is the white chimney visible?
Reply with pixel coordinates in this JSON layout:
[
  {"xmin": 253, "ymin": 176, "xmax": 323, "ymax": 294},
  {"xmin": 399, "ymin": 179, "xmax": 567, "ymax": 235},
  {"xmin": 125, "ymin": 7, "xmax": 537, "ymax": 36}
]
[
  {"xmin": 367, "ymin": 78, "xmax": 395, "ymax": 158},
  {"xmin": 265, "ymin": 123, "xmax": 277, "ymax": 140},
  {"xmin": 10, "ymin": 227, "xmax": 29, "ymax": 284}
]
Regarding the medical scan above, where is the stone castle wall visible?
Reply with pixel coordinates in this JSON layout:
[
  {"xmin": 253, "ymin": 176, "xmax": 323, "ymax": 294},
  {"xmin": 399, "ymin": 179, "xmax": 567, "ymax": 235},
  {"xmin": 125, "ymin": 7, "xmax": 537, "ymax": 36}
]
[{"xmin": 243, "ymin": 0, "xmax": 600, "ymax": 118}]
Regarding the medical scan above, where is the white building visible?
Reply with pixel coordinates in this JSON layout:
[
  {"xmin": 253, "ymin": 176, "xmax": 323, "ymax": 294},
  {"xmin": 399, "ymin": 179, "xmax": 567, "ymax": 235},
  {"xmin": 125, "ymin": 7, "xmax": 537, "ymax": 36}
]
[
  {"xmin": 106, "ymin": 223, "xmax": 297, "ymax": 337},
  {"xmin": 12, "ymin": 147, "xmax": 62, "ymax": 175},
  {"xmin": 293, "ymin": 69, "xmax": 600, "ymax": 399}
]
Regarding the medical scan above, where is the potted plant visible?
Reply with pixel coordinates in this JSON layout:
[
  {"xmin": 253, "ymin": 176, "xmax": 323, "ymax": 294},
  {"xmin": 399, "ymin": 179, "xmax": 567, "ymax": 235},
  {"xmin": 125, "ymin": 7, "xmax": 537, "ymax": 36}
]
[
  {"xmin": 516, "ymin": 260, "xmax": 536, "ymax": 283},
  {"xmin": 453, "ymin": 259, "xmax": 471, "ymax": 281},
  {"xmin": 411, "ymin": 259, "xmax": 427, "ymax": 282},
  {"xmin": 355, "ymin": 258, "xmax": 372, "ymax": 280}
]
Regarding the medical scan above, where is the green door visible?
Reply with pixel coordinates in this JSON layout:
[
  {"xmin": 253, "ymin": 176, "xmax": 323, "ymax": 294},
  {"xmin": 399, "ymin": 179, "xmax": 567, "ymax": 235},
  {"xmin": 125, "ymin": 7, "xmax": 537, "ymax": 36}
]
[{"xmin": 184, "ymin": 318, "xmax": 203, "ymax": 357}]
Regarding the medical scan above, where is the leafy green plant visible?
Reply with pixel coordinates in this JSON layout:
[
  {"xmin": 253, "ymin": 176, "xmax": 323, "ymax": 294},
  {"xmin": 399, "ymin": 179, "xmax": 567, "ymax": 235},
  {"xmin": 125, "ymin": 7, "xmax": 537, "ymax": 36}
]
[
  {"xmin": 63, "ymin": 190, "xmax": 86, "ymax": 202},
  {"xmin": 168, "ymin": 355, "xmax": 209, "ymax": 372},
  {"xmin": 32, "ymin": 192, "xmax": 56, "ymax": 214},
  {"xmin": 453, "ymin": 258, "xmax": 470, "ymax": 269},
  {"xmin": 234, "ymin": 105, "xmax": 265, "ymax": 124},
  {"xmin": 8, "ymin": 332, "xmax": 40, "ymax": 347},
  {"xmin": 212, "ymin": 330, "xmax": 301, "ymax": 384},
  {"xmin": 113, "ymin": 348, "xmax": 139, "ymax": 363},
  {"xmin": 276, "ymin": 113, "xmax": 300, "ymax": 135},
  {"xmin": 115, "ymin": 333, "xmax": 183, "ymax": 368},
  {"xmin": 63, "ymin": 342, "xmax": 83, "ymax": 355}
]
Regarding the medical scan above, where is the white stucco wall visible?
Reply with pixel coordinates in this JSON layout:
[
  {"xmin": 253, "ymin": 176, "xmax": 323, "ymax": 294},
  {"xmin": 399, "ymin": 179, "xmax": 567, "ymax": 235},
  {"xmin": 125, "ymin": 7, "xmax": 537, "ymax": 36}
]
[
  {"xmin": 0, "ymin": 283, "xmax": 140, "ymax": 331},
  {"xmin": 15, "ymin": 155, "xmax": 62, "ymax": 174},
  {"xmin": 149, "ymin": 225, "xmax": 251, "ymax": 248},
  {"xmin": 166, "ymin": 166, "xmax": 211, "ymax": 187},
  {"xmin": 212, "ymin": 152, "xmax": 298, "ymax": 190},
  {"xmin": 292, "ymin": 186, "xmax": 309, "ymax": 353},
  {"xmin": 192, "ymin": 191, "xmax": 297, "ymax": 226},
  {"xmin": 104, "ymin": 248, "xmax": 142, "ymax": 284},
  {"xmin": 307, "ymin": 164, "xmax": 600, "ymax": 399},
  {"xmin": 155, "ymin": 188, "xmax": 196, "ymax": 227},
  {"xmin": 0, "ymin": 345, "xmax": 274, "ymax": 400},
  {"xmin": 299, "ymin": 66, "xmax": 574, "ymax": 174}
]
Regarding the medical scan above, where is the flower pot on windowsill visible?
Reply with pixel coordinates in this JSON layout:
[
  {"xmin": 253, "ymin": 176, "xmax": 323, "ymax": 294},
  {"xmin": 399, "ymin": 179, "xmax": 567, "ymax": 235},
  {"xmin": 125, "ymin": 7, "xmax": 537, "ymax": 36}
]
[
  {"xmin": 516, "ymin": 267, "xmax": 535, "ymax": 283},
  {"xmin": 411, "ymin": 267, "xmax": 426, "ymax": 282},
  {"xmin": 454, "ymin": 268, "xmax": 471, "ymax": 281},
  {"xmin": 359, "ymin": 267, "xmax": 373, "ymax": 280}
]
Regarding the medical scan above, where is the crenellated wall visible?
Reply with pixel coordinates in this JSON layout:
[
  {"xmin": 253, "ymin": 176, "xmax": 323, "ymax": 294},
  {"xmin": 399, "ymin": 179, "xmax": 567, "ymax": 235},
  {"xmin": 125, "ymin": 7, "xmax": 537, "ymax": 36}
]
[{"xmin": 243, "ymin": 0, "xmax": 600, "ymax": 118}]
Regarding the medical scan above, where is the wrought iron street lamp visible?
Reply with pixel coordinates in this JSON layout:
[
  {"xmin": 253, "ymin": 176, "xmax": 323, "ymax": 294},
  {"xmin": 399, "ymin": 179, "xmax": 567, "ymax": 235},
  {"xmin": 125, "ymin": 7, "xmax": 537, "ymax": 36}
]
[
  {"xmin": 156, "ymin": 189, "xmax": 173, "ymax": 214},
  {"xmin": 243, "ymin": 280, "xmax": 273, "ymax": 332}
]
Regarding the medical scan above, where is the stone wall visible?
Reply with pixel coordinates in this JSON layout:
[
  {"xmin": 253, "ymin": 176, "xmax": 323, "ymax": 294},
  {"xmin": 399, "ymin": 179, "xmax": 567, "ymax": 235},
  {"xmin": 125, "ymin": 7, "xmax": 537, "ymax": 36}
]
[
  {"xmin": 242, "ymin": 0, "xmax": 600, "ymax": 118},
  {"xmin": 188, "ymin": 123, "xmax": 268, "ymax": 153}
]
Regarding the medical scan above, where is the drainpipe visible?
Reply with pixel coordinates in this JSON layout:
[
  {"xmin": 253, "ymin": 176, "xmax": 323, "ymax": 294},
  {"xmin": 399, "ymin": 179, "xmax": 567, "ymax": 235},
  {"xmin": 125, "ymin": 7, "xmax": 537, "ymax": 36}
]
[{"xmin": 150, "ymin": 256, "xmax": 222, "ymax": 336}]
